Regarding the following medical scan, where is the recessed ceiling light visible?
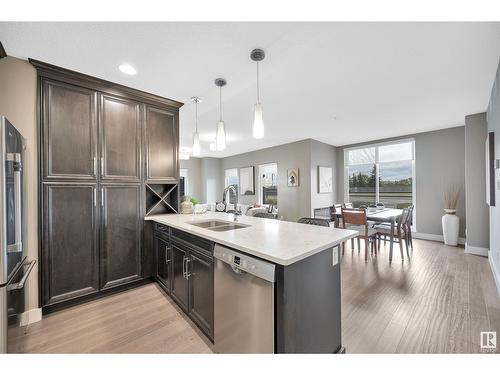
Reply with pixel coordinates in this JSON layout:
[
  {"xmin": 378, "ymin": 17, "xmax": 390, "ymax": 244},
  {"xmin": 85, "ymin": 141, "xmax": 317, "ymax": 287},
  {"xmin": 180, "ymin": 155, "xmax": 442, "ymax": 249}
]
[{"xmin": 118, "ymin": 64, "xmax": 137, "ymax": 75}]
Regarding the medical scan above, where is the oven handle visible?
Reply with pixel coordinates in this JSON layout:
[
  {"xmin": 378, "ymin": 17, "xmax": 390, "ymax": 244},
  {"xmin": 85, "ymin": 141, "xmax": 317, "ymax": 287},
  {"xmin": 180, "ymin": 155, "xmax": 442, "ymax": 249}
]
[
  {"xmin": 6, "ymin": 152, "xmax": 22, "ymax": 254},
  {"xmin": 7, "ymin": 260, "xmax": 36, "ymax": 291}
]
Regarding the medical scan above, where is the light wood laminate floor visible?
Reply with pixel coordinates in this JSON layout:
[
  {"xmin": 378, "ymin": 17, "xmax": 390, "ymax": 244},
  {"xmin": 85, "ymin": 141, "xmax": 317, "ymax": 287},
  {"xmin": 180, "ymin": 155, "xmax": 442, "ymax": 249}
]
[{"xmin": 9, "ymin": 239, "xmax": 500, "ymax": 353}]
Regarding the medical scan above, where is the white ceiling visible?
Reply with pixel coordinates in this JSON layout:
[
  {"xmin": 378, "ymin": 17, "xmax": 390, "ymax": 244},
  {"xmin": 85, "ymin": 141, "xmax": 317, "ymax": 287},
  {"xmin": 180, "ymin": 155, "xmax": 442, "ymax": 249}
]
[{"xmin": 1, "ymin": 22, "xmax": 500, "ymax": 157}]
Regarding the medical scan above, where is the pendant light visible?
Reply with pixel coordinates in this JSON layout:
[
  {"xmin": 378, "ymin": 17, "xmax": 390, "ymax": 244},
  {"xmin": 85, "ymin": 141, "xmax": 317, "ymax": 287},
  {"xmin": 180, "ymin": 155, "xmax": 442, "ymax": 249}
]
[
  {"xmin": 191, "ymin": 96, "xmax": 201, "ymax": 157},
  {"xmin": 214, "ymin": 78, "xmax": 227, "ymax": 151},
  {"xmin": 251, "ymin": 48, "xmax": 265, "ymax": 139}
]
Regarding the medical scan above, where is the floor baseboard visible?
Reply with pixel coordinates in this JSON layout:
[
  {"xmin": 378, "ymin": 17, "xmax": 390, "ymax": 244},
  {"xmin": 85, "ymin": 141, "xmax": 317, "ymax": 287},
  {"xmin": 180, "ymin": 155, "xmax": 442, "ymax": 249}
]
[
  {"xmin": 412, "ymin": 232, "xmax": 466, "ymax": 245},
  {"xmin": 488, "ymin": 251, "xmax": 500, "ymax": 297},
  {"xmin": 19, "ymin": 308, "xmax": 42, "ymax": 326},
  {"xmin": 465, "ymin": 244, "xmax": 489, "ymax": 257}
]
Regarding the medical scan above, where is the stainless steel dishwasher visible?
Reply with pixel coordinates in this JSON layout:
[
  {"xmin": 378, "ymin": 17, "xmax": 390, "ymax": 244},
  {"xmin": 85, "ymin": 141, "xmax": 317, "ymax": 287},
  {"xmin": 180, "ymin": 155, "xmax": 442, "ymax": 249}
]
[{"xmin": 214, "ymin": 244, "xmax": 275, "ymax": 353}]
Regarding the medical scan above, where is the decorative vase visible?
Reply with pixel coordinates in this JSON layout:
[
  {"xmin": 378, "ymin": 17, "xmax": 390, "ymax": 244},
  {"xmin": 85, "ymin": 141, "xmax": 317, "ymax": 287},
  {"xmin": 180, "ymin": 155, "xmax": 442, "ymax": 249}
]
[
  {"xmin": 180, "ymin": 196, "xmax": 193, "ymax": 214},
  {"xmin": 442, "ymin": 209, "xmax": 459, "ymax": 246}
]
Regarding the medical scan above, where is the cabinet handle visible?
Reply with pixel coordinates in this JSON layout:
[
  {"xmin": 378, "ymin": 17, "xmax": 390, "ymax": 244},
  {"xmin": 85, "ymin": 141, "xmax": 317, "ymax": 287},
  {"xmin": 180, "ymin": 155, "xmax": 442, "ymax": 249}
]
[
  {"xmin": 165, "ymin": 246, "xmax": 171, "ymax": 264},
  {"xmin": 93, "ymin": 188, "xmax": 97, "ymax": 206},
  {"xmin": 185, "ymin": 257, "xmax": 191, "ymax": 279},
  {"xmin": 182, "ymin": 256, "xmax": 186, "ymax": 279},
  {"xmin": 93, "ymin": 157, "xmax": 97, "ymax": 176},
  {"xmin": 100, "ymin": 157, "xmax": 104, "ymax": 177},
  {"xmin": 101, "ymin": 188, "xmax": 104, "ymax": 207}
]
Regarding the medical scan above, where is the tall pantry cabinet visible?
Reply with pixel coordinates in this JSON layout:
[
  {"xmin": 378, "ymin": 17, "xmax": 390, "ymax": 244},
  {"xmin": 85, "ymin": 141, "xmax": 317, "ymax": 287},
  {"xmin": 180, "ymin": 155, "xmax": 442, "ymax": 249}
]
[{"xmin": 32, "ymin": 60, "xmax": 182, "ymax": 311}]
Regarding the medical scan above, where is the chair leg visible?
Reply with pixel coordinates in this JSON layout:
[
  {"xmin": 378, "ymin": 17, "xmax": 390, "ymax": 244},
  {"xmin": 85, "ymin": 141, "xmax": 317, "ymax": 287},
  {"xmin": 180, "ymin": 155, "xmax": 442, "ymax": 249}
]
[
  {"xmin": 398, "ymin": 232, "xmax": 404, "ymax": 261},
  {"xmin": 384, "ymin": 235, "xmax": 386, "ymax": 245},
  {"xmin": 351, "ymin": 237, "xmax": 354, "ymax": 250},
  {"xmin": 365, "ymin": 239, "xmax": 369, "ymax": 262},
  {"xmin": 409, "ymin": 229, "xmax": 413, "ymax": 250},
  {"xmin": 357, "ymin": 237, "xmax": 361, "ymax": 251},
  {"xmin": 404, "ymin": 233, "xmax": 410, "ymax": 259}
]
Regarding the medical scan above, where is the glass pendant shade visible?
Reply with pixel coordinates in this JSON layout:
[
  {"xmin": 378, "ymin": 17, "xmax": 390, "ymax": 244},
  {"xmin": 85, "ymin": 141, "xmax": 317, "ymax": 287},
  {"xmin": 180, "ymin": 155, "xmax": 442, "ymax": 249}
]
[
  {"xmin": 216, "ymin": 120, "xmax": 226, "ymax": 151},
  {"xmin": 253, "ymin": 102, "xmax": 264, "ymax": 139},
  {"xmin": 192, "ymin": 131, "xmax": 200, "ymax": 156}
]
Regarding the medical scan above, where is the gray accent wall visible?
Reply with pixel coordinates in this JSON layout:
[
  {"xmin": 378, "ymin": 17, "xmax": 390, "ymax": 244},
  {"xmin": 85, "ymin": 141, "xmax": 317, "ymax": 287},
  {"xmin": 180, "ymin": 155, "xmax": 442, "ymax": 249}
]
[
  {"xmin": 465, "ymin": 113, "xmax": 490, "ymax": 251},
  {"xmin": 487, "ymin": 60, "xmax": 500, "ymax": 290},
  {"xmin": 310, "ymin": 139, "xmax": 337, "ymax": 216},
  {"xmin": 220, "ymin": 140, "xmax": 312, "ymax": 221},
  {"xmin": 180, "ymin": 157, "xmax": 202, "ymax": 202},
  {"xmin": 201, "ymin": 157, "xmax": 222, "ymax": 204},
  {"xmin": 336, "ymin": 126, "xmax": 466, "ymax": 238},
  {"xmin": 0, "ymin": 57, "xmax": 38, "ymax": 310}
]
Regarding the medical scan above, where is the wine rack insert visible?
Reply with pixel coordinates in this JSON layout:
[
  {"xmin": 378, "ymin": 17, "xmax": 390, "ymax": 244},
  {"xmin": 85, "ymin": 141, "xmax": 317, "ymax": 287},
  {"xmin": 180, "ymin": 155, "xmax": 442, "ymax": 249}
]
[{"xmin": 145, "ymin": 183, "xmax": 179, "ymax": 216}]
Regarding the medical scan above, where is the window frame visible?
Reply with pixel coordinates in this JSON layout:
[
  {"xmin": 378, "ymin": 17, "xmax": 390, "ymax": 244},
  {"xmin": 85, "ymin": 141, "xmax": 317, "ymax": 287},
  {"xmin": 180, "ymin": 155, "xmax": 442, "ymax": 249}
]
[
  {"xmin": 257, "ymin": 162, "xmax": 278, "ymax": 206},
  {"xmin": 344, "ymin": 138, "xmax": 416, "ymax": 228}
]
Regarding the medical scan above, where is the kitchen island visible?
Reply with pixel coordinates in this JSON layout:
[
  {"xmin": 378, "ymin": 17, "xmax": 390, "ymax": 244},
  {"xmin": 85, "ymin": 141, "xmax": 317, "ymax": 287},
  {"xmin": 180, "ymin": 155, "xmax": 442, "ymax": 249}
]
[{"xmin": 145, "ymin": 212, "xmax": 357, "ymax": 353}]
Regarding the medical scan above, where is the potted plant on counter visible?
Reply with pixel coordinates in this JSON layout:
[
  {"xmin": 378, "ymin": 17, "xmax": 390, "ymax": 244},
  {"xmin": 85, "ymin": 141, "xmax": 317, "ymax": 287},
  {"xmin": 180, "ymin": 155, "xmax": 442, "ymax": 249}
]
[{"xmin": 442, "ymin": 184, "xmax": 461, "ymax": 246}]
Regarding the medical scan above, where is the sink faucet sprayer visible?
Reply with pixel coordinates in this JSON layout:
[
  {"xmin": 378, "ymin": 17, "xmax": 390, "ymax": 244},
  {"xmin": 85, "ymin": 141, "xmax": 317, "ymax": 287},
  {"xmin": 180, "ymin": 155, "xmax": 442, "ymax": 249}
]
[{"xmin": 222, "ymin": 185, "xmax": 241, "ymax": 221}]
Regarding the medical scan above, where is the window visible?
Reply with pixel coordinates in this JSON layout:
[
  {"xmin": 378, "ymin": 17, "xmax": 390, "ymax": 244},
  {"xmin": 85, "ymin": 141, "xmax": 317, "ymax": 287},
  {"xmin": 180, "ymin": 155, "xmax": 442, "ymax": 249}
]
[
  {"xmin": 180, "ymin": 169, "xmax": 189, "ymax": 197},
  {"xmin": 345, "ymin": 140, "xmax": 415, "ymax": 210},
  {"xmin": 258, "ymin": 163, "xmax": 278, "ymax": 206},
  {"xmin": 224, "ymin": 168, "xmax": 239, "ymax": 202}
]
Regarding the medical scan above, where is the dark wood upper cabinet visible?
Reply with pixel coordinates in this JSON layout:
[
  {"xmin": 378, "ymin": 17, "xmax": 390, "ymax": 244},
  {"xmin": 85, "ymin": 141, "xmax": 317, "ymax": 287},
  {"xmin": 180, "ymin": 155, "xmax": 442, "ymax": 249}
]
[
  {"xmin": 100, "ymin": 95, "xmax": 141, "ymax": 181},
  {"xmin": 42, "ymin": 79, "xmax": 97, "ymax": 180},
  {"xmin": 42, "ymin": 183, "xmax": 99, "ymax": 306},
  {"xmin": 145, "ymin": 106, "xmax": 178, "ymax": 182},
  {"xmin": 100, "ymin": 184, "xmax": 142, "ymax": 289}
]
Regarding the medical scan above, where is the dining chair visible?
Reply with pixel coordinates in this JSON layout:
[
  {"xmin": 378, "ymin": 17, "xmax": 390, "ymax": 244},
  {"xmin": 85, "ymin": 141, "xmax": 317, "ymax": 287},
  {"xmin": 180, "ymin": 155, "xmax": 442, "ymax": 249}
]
[
  {"xmin": 333, "ymin": 204, "xmax": 343, "ymax": 228},
  {"xmin": 341, "ymin": 203, "xmax": 362, "ymax": 250},
  {"xmin": 344, "ymin": 202, "xmax": 354, "ymax": 209},
  {"xmin": 374, "ymin": 207, "xmax": 411, "ymax": 260},
  {"xmin": 406, "ymin": 205, "xmax": 414, "ymax": 251},
  {"xmin": 341, "ymin": 208, "xmax": 377, "ymax": 262},
  {"xmin": 254, "ymin": 212, "xmax": 277, "ymax": 219},
  {"xmin": 297, "ymin": 217, "xmax": 342, "ymax": 255}
]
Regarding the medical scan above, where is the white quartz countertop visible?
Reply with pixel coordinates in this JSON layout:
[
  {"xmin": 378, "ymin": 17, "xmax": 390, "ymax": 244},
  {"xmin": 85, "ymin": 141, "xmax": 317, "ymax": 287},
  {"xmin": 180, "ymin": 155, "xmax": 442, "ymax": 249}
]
[{"xmin": 145, "ymin": 212, "xmax": 358, "ymax": 266}]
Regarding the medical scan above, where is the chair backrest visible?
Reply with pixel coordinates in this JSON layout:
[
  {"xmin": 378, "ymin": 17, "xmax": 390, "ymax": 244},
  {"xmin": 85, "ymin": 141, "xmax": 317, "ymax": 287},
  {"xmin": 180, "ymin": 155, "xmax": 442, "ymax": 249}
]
[
  {"xmin": 341, "ymin": 208, "xmax": 368, "ymax": 227},
  {"xmin": 297, "ymin": 217, "xmax": 330, "ymax": 227},
  {"xmin": 399, "ymin": 207, "xmax": 411, "ymax": 226},
  {"xmin": 344, "ymin": 202, "xmax": 354, "ymax": 209},
  {"xmin": 405, "ymin": 205, "xmax": 414, "ymax": 226},
  {"xmin": 254, "ymin": 212, "xmax": 276, "ymax": 219},
  {"xmin": 333, "ymin": 204, "xmax": 342, "ymax": 212}
]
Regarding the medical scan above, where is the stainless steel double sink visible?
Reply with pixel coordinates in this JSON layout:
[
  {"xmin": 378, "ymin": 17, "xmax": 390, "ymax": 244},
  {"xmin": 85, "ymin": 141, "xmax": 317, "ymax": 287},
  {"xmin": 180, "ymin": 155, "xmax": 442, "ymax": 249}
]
[{"xmin": 188, "ymin": 219, "xmax": 250, "ymax": 232}]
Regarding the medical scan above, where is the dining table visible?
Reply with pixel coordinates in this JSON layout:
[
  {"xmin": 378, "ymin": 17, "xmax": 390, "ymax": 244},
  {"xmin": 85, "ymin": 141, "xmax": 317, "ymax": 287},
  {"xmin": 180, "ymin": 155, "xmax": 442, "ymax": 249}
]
[{"xmin": 334, "ymin": 208, "xmax": 405, "ymax": 263}]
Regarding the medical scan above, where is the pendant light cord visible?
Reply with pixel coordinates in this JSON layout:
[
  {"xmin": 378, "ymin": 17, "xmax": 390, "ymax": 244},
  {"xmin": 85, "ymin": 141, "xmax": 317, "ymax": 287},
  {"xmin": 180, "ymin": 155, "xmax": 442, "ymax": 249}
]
[
  {"xmin": 195, "ymin": 99, "xmax": 198, "ymax": 132},
  {"xmin": 256, "ymin": 61, "xmax": 260, "ymax": 103},
  {"xmin": 219, "ymin": 86, "xmax": 223, "ymax": 122}
]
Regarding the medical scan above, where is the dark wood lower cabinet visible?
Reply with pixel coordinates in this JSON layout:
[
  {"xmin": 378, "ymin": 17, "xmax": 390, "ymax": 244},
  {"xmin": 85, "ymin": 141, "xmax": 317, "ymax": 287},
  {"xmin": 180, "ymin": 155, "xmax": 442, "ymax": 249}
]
[
  {"xmin": 170, "ymin": 241, "xmax": 189, "ymax": 311},
  {"xmin": 42, "ymin": 183, "xmax": 99, "ymax": 306},
  {"xmin": 188, "ymin": 249, "xmax": 214, "ymax": 338},
  {"xmin": 154, "ymin": 235, "xmax": 171, "ymax": 291},
  {"xmin": 100, "ymin": 184, "xmax": 142, "ymax": 289},
  {"xmin": 153, "ymin": 227, "xmax": 214, "ymax": 341}
]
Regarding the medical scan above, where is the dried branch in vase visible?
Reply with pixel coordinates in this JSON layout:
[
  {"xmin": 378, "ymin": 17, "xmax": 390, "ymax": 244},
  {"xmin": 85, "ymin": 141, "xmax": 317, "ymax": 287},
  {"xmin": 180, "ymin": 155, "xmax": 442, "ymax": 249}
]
[{"xmin": 443, "ymin": 184, "xmax": 462, "ymax": 210}]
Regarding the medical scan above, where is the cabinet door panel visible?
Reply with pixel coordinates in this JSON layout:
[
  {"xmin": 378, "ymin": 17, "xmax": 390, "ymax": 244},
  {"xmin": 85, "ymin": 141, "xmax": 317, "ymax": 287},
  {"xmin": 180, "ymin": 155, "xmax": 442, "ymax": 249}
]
[
  {"xmin": 100, "ymin": 95, "xmax": 141, "ymax": 181},
  {"xmin": 188, "ymin": 250, "xmax": 214, "ymax": 339},
  {"xmin": 43, "ymin": 79, "xmax": 97, "ymax": 179},
  {"xmin": 100, "ymin": 184, "xmax": 142, "ymax": 289},
  {"xmin": 155, "ymin": 235, "xmax": 171, "ymax": 291},
  {"xmin": 42, "ymin": 183, "xmax": 98, "ymax": 305},
  {"xmin": 170, "ymin": 243, "xmax": 188, "ymax": 311},
  {"xmin": 145, "ymin": 106, "xmax": 178, "ymax": 181}
]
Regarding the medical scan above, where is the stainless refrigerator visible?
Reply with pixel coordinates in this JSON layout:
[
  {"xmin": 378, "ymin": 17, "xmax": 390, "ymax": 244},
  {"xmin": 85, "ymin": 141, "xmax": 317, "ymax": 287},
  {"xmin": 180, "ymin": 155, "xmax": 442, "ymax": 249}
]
[{"xmin": 0, "ymin": 116, "xmax": 35, "ymax": 353}]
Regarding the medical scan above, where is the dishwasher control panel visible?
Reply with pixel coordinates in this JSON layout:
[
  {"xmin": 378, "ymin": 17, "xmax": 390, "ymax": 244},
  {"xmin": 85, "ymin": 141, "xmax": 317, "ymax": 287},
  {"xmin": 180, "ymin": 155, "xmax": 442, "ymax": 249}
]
[{"xmin": 214, "ymin": 244, "xmax": 275, "ymax": 282}]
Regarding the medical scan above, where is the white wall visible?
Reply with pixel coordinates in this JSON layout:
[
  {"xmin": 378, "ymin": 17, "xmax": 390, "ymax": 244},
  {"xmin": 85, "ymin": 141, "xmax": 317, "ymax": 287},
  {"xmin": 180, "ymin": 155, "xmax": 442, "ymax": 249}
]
[
  {"xmin": 201, "ymin": 157, "xmax": 222, "ymax": 204},
  {"xmin": 0, "ymin": 57, "xmax": 38, "ymax": 310}
]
